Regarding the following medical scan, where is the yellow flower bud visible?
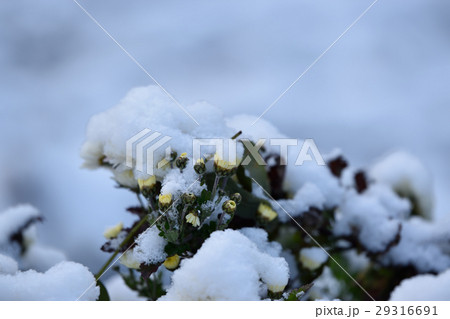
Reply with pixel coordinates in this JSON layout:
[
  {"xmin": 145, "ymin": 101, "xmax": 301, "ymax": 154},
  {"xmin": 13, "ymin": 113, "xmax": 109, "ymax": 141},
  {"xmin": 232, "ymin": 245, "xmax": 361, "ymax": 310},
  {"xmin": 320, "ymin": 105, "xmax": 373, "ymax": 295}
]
[
  {"xmin": 119, "ymin": 250, "xmax": 140, "ymax": 269},
  {"xmin": 257, "ymin": 203, "xmax": 278, "ymax": 222},
  {"xmin": 214, "ymin": 153, "xmax": 239, "ymax": 176},
  {"xmin": 159, "ymin": 193, "xmax": 173, "ymax": 210},
  {"xmin": 103, "ymin": 222, "xmax": 123, "ymax": 239},
  {"xmin": 163, "ymin": 254, "xmax": 180, "ymax": 270},
  {"xmin": 267, "ymin": 284, "xmax": 286, "ymax": 293}
]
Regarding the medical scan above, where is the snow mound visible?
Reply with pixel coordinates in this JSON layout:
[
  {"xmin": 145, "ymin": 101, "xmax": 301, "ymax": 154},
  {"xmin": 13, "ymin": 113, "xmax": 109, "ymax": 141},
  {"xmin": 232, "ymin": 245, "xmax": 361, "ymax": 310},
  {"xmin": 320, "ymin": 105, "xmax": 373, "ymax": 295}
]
[
  {"xmin": 0, "ymin": 254, "xmax": 18, "ymax": 275},
  {"xmin": 133, "ymin": 226, "xmax": 167, "ymax": 265},
  {"xmin": 81, "ymin": 85, "xmax": 239, "ymax": 180},
  {"xmin": 0, "ymin": 261, "xmax": 99, "ymax": 301},
  {"xmin": 160, "ymin": 229, "xmax": 289, "ymax": 300},
  {"xmin": 0, "ymin": 204, "xmax": 40, "ymax": 245},
  {"xmin": 370, "ymin": 151, "xmax": 434, "ymax": 219},
  {"xmin": 390, "ymin": 268, "xmax": 450, "ymax": 301}
]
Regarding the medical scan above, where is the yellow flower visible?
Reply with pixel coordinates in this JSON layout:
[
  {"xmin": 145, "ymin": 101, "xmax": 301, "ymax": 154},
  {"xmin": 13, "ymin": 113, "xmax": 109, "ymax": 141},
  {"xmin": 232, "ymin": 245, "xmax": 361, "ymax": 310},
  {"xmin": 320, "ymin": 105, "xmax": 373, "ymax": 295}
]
[
  {"xmin": 159, "ymin": 193, "xmax": 173, "ymax": 210},
  {"xmin": 267, "ymin": 284, "xmax": 286, "ymax": 293},
  {"xmin": 186, "ymin": 211, "xmax": 200, "ymax": 227},
  {"xmin": 119, "ymin": 250, "xmax": 140, "ymax": 269},
  {"xmin": 163, "ymin": 254, "xmax": 180, "ymax": 270},
  {"xmin": 257, "ymin": 203, "xmax": 278, "ymax": 222},
  {"xmin": 222, "ymin": 200, "xmax": 237, "ymax": 214},
  {"xmin": 138, "ymin": 175, "xmax": 156, "ymax": 190},
  {"xmin": 103, "ymin": 222, "xmax": 123, "ymax": 239},
  {"xmin": 214, "ymin": 153, "xmax": 240, "ymax": 176},
  {"xmin": 180, "ymin": 152, "xmax": 187, "ymax": 157}
]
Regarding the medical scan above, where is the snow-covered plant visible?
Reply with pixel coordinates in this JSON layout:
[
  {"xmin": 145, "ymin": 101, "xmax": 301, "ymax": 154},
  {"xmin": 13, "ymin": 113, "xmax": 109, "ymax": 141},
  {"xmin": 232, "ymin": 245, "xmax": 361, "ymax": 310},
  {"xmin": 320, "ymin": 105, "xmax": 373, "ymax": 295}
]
[
  {"xmin": 0, "ymin": 204, "xmax": 99, "ymax": 300},
  {"xmin": 81, "ymin": 85, "xmax": 450, "ymax": 301}
]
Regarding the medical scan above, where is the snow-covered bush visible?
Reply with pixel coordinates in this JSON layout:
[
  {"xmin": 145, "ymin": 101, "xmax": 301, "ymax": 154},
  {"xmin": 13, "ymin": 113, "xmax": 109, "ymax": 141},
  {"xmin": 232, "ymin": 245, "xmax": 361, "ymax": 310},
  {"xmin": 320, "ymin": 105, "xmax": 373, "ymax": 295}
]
[
  {"xmin": 3, "ymin": 84, "xmax": 446, "ymax": 301},
  {"xmin": 0, "ymin": 204, "xmax": 99, "ymax": 300},
  {"xmin": 77, "ymin": 85, "xmax": 450, "ymax": 301}
]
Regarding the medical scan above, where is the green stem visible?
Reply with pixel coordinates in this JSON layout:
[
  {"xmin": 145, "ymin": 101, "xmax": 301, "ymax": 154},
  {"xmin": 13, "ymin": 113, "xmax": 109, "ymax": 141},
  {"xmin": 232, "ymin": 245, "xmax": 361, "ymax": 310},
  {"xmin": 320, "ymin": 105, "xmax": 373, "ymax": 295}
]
[
  {"xmin": 95, "ymin": 215, "xmax": 149, "ymax": 280},
  {"xmin": 210, "ymin": 175, "xmax": 220, "ymax": 200}
]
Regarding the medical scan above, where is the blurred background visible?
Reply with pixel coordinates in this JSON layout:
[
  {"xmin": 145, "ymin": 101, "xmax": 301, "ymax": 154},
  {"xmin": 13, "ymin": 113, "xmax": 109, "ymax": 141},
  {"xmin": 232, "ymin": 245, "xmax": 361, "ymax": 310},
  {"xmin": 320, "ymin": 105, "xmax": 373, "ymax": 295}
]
[{"xmin": 1, "ymin": 0, "xmax": 449, "ymax": 272}]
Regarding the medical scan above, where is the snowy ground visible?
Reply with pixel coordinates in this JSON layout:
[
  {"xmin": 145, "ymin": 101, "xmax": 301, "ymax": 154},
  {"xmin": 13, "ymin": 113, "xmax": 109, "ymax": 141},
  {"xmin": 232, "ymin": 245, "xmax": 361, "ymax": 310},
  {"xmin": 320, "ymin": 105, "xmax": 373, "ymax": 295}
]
[{"xmin": 1, "ymin": 0, "xmax": 449, "ymax": 271}]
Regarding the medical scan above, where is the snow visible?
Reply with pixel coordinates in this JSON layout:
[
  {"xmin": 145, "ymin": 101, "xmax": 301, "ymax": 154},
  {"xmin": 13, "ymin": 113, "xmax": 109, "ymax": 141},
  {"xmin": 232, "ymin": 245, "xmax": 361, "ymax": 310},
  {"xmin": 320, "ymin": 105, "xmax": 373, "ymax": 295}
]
[
  {"xmin": 160, "ymin": 229, "xmax": 289, "ymax": 300},
  {"xmin": 309, "ymin": 267, "xmax": 342, "ymax": 301},
  {"xmin": 0, "ymin": 204, "xmax": 40, "ymax": 245},
  {"xmin": 132, "ymin": 226, "xmax": 167, "ymax": 266},
  {"xmin": 81, "ymin": 85, "xmax": 239, "ymax": 181},
  {"xmin": 390, "ymin": 268, "xmax": 450, "ymax": 301},
  {"xmin": 370, "ymin": 151, "xmax": 434, "ymax": 219},
  {"xmin": 21, "ymin": 244, "xmax": 66, "ymax": 272},
  {"xmin": 105, "ymin": 275, "xmax": 147, "ymax": 301},
  {"xmin": 0, "ymin": 261, "xmax": 99, "ymax": 301},
  {"xmin": 1, "ymin": 0, "xmax": 450, "ymax": 274},
  {"xmin": 299, "ymin": 247, "xmax": 328, "ymax": 271},
  {"xmin": 333, "ymin": 184, "xmax": 410, "ymax": 253},
  {"xmin": 276, "ymin": 182, "xmax": 326, "ymax": 223},
  {"xmin": 239, "ymin": 227, "xmax": 282, "ymax": 257},
  {"xmin": 0, "ymin": 254, "xmax": 18, "ymax": 275},
  {"xmin": 380, "ymin": 217, "xmax": 450, "ymax": 273}
]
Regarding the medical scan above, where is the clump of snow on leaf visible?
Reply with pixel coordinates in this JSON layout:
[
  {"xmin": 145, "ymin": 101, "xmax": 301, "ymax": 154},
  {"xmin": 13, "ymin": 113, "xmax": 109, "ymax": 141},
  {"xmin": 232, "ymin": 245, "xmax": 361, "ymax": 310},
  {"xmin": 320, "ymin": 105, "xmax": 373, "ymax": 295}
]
[
  {"xmin": 0, "ymin": 261, "xmax": 98, "ymax": 301},
  {"xmin": 160, "ymin": 229, "xmax": 289, "ymax": 300},
  {"xmin": 333, "ymin": 184, "xmax": 410, "ymax": 253},
  {"xmin": 380, "ymin": 217, "xmax": 450, "ymax": 272},
  {"xmin": 390, "ymin": 268, "xmax": 450, "ymax": 301},
  {"xmin": 370, "ymin": 151, "xmax": 434, "ymax": 219},
  {"xmin": 132, "ymin": 226, "xmax": 167, "ymax": 265}
]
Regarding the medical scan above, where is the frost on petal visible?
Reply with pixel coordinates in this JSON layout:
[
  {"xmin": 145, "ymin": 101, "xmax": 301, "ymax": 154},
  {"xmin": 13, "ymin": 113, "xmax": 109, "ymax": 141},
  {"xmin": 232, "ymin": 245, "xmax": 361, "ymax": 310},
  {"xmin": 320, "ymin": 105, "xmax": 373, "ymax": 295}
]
[
  {"xmin": 160, "ymin": 229, "xmax": 289, "ymax": 300},
  {"xmin": 132, "ymin": 226, "xmax": 167, "ymax": 266},
  {"xmin": 390, "ymin": 269, "xmax": 450, "ymax": 301},
  {"xmin": 0, "ymin": 261, "xmax": 99, "ymax": 301}
]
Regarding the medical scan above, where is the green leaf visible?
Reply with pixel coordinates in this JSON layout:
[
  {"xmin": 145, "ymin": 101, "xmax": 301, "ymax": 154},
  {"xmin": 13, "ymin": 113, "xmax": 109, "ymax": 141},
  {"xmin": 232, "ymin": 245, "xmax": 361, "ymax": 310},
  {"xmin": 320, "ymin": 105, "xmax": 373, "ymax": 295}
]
[
  {"xmin": 96, "ymin": 280, "xmax": 110, "ymax": 301},
  {"xmin": 284, "ymin": 283, "xmax": 314, "ymax": 301},
  {"xmin": 165, "ymin": 230, "xmax": 179, "ymax": 243}
]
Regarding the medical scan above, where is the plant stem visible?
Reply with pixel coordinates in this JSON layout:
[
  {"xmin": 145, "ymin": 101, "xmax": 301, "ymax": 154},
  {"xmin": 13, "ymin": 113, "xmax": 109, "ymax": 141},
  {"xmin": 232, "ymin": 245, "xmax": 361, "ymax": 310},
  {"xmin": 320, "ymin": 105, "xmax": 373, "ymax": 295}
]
[
  {"xmin": 211, "ymin": 175, "xmax": 220, "ymax": 200},
  {"xmin": 95, "ymin": 215, "xmax": 149, "ymax": 280}
]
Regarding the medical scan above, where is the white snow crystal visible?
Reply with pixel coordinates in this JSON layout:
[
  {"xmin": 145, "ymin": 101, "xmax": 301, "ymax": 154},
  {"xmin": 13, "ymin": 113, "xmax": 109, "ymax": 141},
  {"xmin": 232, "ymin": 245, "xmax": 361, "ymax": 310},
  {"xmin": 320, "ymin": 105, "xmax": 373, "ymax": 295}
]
[
  {"xmin": 370, "ymin": 151, "xmax": 434, "ymax": 219},
  {"xmin": 132, "ymin": 226, "xmax": 167, "ymax": 265},
  {"xmin": 160, "ymin": 229, "xmax": 289, "ymax": 300},
  {"xmin": 390, "ymin": 268, "xmax": 450, "ymax": 301},
  {"xmin": 0, "ymin": 261, "xmax": 99, "ymax": 301}
]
